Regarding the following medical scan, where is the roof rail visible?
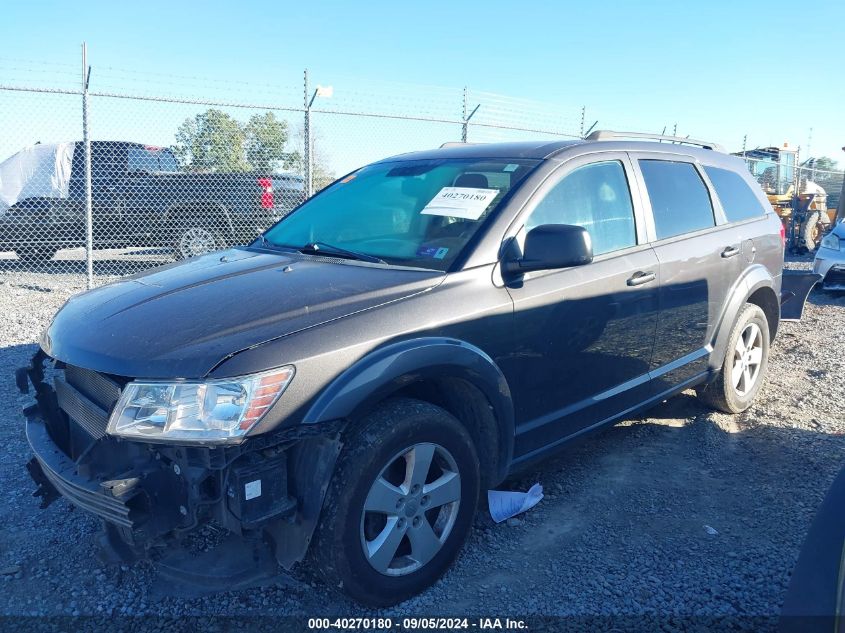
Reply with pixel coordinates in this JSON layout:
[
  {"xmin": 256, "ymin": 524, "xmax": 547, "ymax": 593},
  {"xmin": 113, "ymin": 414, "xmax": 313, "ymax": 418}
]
[
  {"xmin": 439, "ymin": 141, "xmax": 483, "ymax": 148},
  {"xmin": 585, "ymin": 130, "xmax": 725, "ymax": 152}
]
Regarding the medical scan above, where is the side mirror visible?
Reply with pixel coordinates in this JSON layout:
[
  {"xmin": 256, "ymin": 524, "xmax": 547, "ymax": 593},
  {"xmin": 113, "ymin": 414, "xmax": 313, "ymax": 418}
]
[{"xmin": 503, "ymin": 224, "xmax": 593, "ymax": 275}]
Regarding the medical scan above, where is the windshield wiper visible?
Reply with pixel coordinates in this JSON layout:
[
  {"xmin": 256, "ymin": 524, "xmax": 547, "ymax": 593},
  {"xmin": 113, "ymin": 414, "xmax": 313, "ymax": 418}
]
[
  {"xmin": 299, "ymin": 241, "xmax": 386, "ymax": 264},
  {"xmin": 256, "ymin": 235, "xmax": 297, "ymax": 252}
]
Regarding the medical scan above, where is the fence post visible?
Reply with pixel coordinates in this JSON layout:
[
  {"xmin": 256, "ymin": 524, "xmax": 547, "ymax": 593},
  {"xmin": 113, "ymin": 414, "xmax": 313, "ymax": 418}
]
[
  {"xmin": 837, "ymin": 148, "xmax": 845, "ymax": 225},
  {"xmin": 461, "ymin": 87, "xmax": 468, "ymax": 143},
  {"xmin": 81, "ymin": 42, "xmax": 93, "ymax": 289},
  {"xmin": 303, "ymin": 69, "xmax": 313, "ymax": 198},
  {"xmin": 461, "ymin": 88, "xmax": 479, "ymax": 144}
]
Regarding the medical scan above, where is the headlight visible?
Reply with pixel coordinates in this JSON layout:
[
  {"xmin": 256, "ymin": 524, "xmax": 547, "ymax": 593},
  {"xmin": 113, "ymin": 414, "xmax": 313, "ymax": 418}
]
[
  {"xmin": 820, "ymin": 233, "xmax": 840, "ymax": 251},
  {"xmin": 107, "ymin": 366, "xmax": 295, "ymax": 444}
]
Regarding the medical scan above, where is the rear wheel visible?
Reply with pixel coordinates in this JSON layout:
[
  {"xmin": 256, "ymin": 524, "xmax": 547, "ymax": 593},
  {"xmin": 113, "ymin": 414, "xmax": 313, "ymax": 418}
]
[
  {"xmin": 697, "ymin": 303, "xmax": 770, "ymax": 413},
  {"xmin": 311, "ymin": 398, "xmax": 480, "ymax": 606},
  {"xmin": 173, "ymin": 222, "xmax": 223, "ymax": 260}
]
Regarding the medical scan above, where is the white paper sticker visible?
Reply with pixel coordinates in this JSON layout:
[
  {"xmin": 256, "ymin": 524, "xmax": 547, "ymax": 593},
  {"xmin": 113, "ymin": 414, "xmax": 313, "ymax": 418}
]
[
  {"xmin": 503, "ymin": 163, "xmax": 519, "ymax": 172},
  {"xmin": 244, "ymin": 479, "xmax": 262, "ymax": 500},
  {"xmin": 420, "ymin": 187, "xmax": 500, "ymax": 221}
]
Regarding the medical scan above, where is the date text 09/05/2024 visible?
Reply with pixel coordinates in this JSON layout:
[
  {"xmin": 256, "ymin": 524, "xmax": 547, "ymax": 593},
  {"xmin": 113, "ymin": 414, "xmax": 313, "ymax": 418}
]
[{"xmin": 307, "ymin": 617, "xmax": 528, "ymax": 630}]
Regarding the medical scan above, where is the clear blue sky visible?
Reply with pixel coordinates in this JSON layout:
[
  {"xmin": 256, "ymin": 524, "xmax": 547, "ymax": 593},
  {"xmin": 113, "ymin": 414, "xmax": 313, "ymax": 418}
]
[{"xmin": 1, "ymin": 0, "xmax": 844, "ymax": 171}]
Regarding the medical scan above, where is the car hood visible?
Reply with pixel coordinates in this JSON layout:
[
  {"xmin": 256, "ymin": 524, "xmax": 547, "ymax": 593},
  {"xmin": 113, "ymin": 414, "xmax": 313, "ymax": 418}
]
[{"xmin": 43, "ymin": 248, "xmax": 442, "ymax": 378}]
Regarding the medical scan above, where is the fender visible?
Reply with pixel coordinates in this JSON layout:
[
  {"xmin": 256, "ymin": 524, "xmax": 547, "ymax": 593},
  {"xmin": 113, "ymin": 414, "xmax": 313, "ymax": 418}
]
[
  {"xmin": 303, "ymin": 337, "xmax": 515, "ymax": 480},
  {"xmin": 709, "ymin": 263, "xmax": 778, "ymax": 371}
]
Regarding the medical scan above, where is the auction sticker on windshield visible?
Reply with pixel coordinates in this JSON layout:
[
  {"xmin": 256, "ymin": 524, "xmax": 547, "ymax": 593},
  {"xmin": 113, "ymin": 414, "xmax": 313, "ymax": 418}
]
[{"xmin": 421, "ymin": 187, "xmax": 500, "ymax": 220}]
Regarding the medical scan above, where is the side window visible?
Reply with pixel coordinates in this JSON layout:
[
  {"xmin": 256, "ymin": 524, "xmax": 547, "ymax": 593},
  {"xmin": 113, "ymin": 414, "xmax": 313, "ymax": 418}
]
[
  {"xmin": 91, "ymin": 144, "xmax": 125, "ymax": 179},
  {"xmin": 525, "ymin": 160, "xmax": 637, "ymax": 255},
  {"xmin": 704, "ymin": 166, "xmax": 767, "ymax": 223},
  {"xmin": 639, "ymin": 160, "xmax": 715, "ymax": 240}
]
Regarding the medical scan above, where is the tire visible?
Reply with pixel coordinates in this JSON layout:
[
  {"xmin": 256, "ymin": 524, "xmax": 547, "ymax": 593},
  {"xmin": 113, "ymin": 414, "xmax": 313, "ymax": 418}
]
[
  {"xmin": 799, "ymin": 211, "xmax": 825, "ymax": 252},
  {"xmin": 172, "ymin": 221, "xmax": 224, "ymax": 260},
  {"xmin": 311, "ymin": 398, "xmax": 480, "ymax": 607},
  {"xmin": 15, "ymin": 246, "xmax": 59, "ymax": 263},
  {"xmin": 697, "ymin": 303, "xmax": 770, "ymax": 414}
]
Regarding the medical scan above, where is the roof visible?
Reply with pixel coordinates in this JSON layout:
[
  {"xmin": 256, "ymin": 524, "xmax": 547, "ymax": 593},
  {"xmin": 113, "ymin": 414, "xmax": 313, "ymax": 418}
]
[
  {"xmin": 375, "ymin": 140, "xmax": 585, "ymax": 162},
  {"xmin": 375, "ymin": 137, "xmax": 736, "ymax": 165}
]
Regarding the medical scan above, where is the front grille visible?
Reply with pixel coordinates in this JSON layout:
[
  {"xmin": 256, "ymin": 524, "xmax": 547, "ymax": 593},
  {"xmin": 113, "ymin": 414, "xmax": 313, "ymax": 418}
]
[
  {"xmin": 64, "ymin": 364, "xmax": 122, "ymax": 411},
  {"xmin": 54, "ymin": 365, "xmax": 122, "ymax": 441},
  {"xmin": 54, "ymin": 377, "xmax": 109, "ymax": 439}
]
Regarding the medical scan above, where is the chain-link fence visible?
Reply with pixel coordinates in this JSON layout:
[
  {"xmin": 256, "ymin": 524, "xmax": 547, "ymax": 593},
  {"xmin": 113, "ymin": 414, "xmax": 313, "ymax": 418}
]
[
  {"xmin": 2, "ymin": 49, "xmax": 843, "ymax": 285},
  {"xmin": 740, "ymin": 151, "xmax": 844, "ymax": 251}
]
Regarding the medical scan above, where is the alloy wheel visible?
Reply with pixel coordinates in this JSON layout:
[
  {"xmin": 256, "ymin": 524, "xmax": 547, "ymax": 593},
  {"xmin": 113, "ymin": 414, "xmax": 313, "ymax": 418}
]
[
  {"xmin": 732, "ymin": 322, "xmax": 763, "ymax": 396},
  {"xmin": 178, "ymin": 227, "xmax": 217, "ymax": 258},
  {"xmin": 359, "ymin": 442, "xmax": 461, "ymax": 576}
]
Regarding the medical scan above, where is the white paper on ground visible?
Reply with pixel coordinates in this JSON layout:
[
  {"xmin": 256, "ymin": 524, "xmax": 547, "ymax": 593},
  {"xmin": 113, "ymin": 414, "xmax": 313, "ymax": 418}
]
[
  {"xmin": 420, "ymin": 187, "xmax": 500, "ymax": 220},
  {"xmin": 487, "ymin": 483, "xmax": 544, "ymax": 523}
]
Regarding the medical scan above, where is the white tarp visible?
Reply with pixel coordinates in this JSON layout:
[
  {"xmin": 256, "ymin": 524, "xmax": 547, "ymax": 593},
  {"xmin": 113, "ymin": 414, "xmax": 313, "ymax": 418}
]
[{"xmin": 0, "ymin": 142, "xmax": 75, "ymax": 215}]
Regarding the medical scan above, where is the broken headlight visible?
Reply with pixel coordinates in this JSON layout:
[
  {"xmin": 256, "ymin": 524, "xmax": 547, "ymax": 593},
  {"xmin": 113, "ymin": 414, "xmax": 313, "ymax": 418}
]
[{"xmin": 107, "ymin": 366, "xmax": 295, "ymax": 443}]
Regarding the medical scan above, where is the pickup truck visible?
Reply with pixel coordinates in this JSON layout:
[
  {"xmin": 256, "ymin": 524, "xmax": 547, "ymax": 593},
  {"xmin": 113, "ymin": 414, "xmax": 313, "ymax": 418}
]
[{"xmin": 0, "ymin": 141, "xmax": 305, "ymax": 261}]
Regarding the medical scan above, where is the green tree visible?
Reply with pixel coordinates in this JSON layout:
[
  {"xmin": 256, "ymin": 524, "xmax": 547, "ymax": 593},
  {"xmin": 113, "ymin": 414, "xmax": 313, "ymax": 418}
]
[
  {"xmin": 810, "ymin": 157, "xmax": 839, "ymax": 173},
  {"xmin": 244, "ymin": 112, "xmax": 290, "ymax": 172},
  {"xmin": 286, "ymin": 125, "xmax": 336, "ymax": 191},
  {"xmin": 174, "ymin": 109, "xmax": 248, "ymax": 172}
]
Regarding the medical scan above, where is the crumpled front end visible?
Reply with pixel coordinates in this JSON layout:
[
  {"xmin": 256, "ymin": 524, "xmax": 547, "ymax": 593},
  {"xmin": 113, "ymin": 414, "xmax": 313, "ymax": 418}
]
[{"xmin": 19, "ymin": 351, "xmax": 341, "ymax": 576}]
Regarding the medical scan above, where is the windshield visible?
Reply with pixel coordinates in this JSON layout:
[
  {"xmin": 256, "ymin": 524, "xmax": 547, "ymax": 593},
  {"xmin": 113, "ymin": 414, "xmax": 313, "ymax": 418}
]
[{"xmin": 261, "ymin": 158, "xmax": 539, "ymax": 270}]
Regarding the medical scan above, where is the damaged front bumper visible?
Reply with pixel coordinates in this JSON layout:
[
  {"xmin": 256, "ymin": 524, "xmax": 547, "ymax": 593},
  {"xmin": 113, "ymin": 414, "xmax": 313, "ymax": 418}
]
[{"xmin": 19, "ymin": 351, "xmax": 341, "ymax": 576}]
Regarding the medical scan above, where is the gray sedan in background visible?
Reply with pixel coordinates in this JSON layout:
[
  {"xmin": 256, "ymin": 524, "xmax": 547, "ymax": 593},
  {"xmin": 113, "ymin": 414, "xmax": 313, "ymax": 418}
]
[{"xmin": 814, "ymin": 221, "xmax": 845, "ymax": 291}]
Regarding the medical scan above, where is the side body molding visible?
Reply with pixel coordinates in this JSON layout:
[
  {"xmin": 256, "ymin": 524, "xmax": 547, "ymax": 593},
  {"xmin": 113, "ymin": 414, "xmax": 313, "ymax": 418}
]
[{"xmin": 303, "ymin": 337, "xmax": 515, "ymax": 479}]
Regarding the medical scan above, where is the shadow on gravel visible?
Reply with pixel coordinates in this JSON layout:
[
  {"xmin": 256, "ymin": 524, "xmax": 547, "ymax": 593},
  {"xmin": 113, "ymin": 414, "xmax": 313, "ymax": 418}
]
[
  {"xmin": 807, "ymin": 286, "xmax": 845, "ymax": 307},
  {"xmin": 468, "ymin": 409, "xmax": 845, "ymax": 623}
]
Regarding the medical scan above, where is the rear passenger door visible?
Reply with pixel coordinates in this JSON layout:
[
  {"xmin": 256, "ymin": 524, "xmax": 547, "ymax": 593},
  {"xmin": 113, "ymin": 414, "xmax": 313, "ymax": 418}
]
[{"xmin": 629, "ymin": 154, "xmax": 740, "ymax": 393}]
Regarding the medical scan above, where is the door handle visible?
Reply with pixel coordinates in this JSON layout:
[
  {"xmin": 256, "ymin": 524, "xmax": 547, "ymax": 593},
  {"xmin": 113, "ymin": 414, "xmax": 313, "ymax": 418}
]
[
  {"xmin": 627, "ymin": 271, "xmax": 656, "ymax": 286},
  {"xmin": 721, "ymin": 246, "xmax": 740, "ymax": 259}
]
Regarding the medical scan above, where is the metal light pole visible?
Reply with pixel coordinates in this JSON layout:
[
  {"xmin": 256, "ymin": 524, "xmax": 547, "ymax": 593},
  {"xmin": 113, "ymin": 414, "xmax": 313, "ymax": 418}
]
[
  {"xmin": 303, "ymin": 71, "xmax": 332, "ymax": 198},
  {"xmin": 81, "ymin": 42, "xmax": 93, "ymax": 289}
]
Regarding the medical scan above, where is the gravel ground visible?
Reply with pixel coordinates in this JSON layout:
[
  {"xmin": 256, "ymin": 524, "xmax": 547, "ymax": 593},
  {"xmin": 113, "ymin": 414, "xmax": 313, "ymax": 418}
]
[{"xmin": 1, "ymin": 260, "xmax": 843, "ymax": 631}]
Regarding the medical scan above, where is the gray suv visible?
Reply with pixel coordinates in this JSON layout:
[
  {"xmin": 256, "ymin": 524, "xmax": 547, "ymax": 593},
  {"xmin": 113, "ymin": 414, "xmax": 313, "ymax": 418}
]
[{"xmin": 19, "ymin": 131, "xmax": 815, "ymax": 606}]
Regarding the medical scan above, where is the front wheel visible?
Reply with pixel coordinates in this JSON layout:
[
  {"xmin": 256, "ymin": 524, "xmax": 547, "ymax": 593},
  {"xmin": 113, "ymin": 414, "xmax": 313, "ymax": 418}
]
[
  {"xmin": 311, "ymin": 398, "xmax": 480, "ymax": 606},
  {"xmin": 697, "ymin": 303, "xmax": 770, "ymax": 413}
]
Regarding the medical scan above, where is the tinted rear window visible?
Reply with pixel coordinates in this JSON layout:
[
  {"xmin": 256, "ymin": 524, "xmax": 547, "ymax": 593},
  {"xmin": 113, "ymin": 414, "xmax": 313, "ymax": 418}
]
[
  {"xmin": 639, "ymin": 160, "xmax": 715, "ymax": 240},
  {"xmin": 704, "ymin": 166, "xmax": 767, "ymax": 223}
]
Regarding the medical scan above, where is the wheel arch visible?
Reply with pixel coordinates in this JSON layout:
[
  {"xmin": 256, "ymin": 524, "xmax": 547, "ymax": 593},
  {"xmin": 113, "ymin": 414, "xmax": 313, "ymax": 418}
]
[
  {"xmin": 164, "ymin": 200, "xmax": 235, "ymax": 236},
  {"xmin": 303, "ymin": 337, "xmax": 515, "ymax": 486},
  {"xmin": 710, "ymin": 265, "xmax": 779, "ymax": 372}
]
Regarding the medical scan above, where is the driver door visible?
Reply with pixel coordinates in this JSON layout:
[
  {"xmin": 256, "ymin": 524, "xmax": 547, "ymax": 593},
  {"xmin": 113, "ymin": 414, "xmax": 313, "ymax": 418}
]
[{"xmin": 502, "ymin": 153, "xmax": 660, "ymax": 461}]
